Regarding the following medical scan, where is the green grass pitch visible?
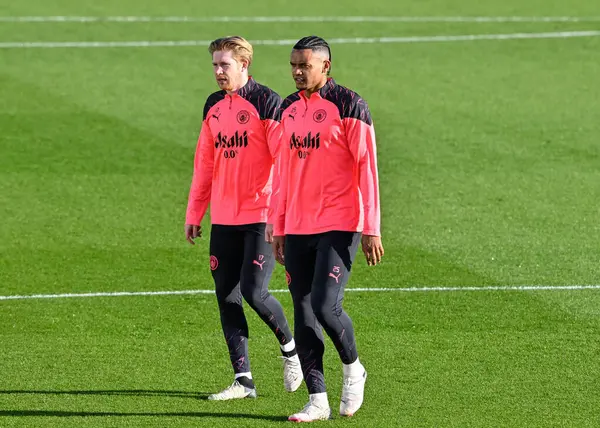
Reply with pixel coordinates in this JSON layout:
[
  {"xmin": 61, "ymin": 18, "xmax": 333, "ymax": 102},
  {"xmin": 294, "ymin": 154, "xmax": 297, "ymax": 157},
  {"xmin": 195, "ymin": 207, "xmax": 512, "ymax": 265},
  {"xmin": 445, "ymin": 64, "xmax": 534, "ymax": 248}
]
[{"xmin": 1, "ymin": 0, "xmax": 600, "ymax": 426}]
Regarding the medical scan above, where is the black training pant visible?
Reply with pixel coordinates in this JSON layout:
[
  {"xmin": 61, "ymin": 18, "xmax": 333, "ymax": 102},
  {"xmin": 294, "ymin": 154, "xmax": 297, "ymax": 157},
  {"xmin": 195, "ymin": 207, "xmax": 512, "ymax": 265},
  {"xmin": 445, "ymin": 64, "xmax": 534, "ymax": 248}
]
[
  {"xmin": 210, "ymin": 223, "xmax": 293, "ymax": 374},
  {"xmin": 284, "ymin": 231, "xmax": 361, "ymax": 394}
]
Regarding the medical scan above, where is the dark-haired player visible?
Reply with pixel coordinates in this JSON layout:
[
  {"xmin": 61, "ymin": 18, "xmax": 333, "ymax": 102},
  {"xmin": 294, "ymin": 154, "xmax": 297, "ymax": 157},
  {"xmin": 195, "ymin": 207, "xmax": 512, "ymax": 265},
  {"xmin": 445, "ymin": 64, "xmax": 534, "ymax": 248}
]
[
  {"xmin": 185, "ymin": 36, "xmax": 302, "ymax": 401},
  {"xmin": 271, "ymin": 36, "xmax": 384, "ymax": 421}
]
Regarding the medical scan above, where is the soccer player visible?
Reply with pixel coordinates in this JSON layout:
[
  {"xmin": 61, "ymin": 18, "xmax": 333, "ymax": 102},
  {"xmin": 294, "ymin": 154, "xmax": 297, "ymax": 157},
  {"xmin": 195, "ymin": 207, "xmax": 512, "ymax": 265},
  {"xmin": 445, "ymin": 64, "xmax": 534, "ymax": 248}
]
[
  {"xmin": 271, "ymin": 36, "xmax": 384, "ymax": 422},
  {"xmin": 185, "ymin": 36, "xmax": 302, "ymax": 401}
]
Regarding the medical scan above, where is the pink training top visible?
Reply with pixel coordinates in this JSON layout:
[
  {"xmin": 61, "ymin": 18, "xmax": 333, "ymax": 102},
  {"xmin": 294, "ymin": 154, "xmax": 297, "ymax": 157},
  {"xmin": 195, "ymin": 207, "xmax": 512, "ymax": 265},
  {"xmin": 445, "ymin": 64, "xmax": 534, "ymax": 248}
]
[
  {"xmin": 186, "ymin": 77, "xmax": 281, "ymax": 226},
  {"xmin": 273, "ymin": 78, "xmax": 381, "ymax": 237}
]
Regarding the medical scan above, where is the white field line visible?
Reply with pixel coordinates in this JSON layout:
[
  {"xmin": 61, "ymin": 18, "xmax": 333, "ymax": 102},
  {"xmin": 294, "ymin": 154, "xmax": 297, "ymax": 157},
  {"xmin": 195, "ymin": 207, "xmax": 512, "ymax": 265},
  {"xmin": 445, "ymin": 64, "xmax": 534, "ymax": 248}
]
[
  {"xmin": 1, "ymin": 30, "xmax": 600, "ymax": 49},
  {"xmin": 1, "ymin": 285, "xmax": 600, "ymax": 301},
  {"xmin": 1, "ymin": 16, "xmax": 600, "ymax": 23}
]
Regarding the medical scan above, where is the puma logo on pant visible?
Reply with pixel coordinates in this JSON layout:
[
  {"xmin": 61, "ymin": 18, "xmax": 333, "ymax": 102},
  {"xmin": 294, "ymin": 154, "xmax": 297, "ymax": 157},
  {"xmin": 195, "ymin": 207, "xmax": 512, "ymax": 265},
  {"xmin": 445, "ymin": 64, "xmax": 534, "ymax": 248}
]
[
  {"xmin": 329, "ymin": 272, "xmax": 342, "ymax": 283},
  {"xmin": 253, "ymin": 260, "xmax": 266, "ymax": 270}
]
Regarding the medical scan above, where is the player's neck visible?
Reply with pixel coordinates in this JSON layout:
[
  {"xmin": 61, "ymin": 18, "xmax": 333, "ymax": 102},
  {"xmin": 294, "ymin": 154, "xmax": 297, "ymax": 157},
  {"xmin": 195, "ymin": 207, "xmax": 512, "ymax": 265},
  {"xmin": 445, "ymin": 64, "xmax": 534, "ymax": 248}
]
[
  {"xmin": 227, "ymin": 75, "xmax": 249, "ymax": 95},
  {"xmin": 304, "ymin": 77, "xmax": 328, "ymax": 98}
]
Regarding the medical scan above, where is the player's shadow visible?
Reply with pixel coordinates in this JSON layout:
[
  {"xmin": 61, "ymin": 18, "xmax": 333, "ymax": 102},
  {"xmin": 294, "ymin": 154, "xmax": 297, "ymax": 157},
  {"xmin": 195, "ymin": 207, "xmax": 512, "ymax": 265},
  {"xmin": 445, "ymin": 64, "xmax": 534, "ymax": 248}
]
[
  {"xmin": 0, "ymin": 410, "xmax": 287, "ymax": 421},
  {"xmin": 0, "ymin": 389, "xmax": 210, "ymax": 400},
  {"xmin": 0, "ymin": 390, "xmax": 288, "ymax": 421}
]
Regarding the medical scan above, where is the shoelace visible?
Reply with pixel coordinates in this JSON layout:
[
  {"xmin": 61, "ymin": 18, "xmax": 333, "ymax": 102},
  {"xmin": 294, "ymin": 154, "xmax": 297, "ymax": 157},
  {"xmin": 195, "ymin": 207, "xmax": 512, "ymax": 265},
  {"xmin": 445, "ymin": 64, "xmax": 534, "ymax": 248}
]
[
  {"xmin": 343, "ymin": 377, "xmax": 358, "ymax": 387},
  {"xmin": 280, "ymin": 355, "xmax": 299, "ymax": 363},
  {"xmin": 282, "ymin": 358, "xmax": 301, "ymax": 383},
  {"xmin": 302, "ymin": 403, "xmax": 313, "ymax": 413},
  {"xmin": 301, "ymin": 401, "xmax": 324, "ymax": 416},
  {"xmin": 215, "ymin": 381, "xmax": 241, "ymax": 397},
  {"xmin": 342, "ymin": 374, "xmax": 364, "ymax": 397},
  {"xmin": 280, "ymin": 356, "xmax": 301, "ymax": 371}
]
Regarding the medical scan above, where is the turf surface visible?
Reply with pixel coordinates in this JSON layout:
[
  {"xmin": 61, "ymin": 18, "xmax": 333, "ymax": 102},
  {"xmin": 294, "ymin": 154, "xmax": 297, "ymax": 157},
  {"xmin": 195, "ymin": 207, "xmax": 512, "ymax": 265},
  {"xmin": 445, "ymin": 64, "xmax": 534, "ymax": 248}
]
[{"xmin": 1, "ymin": 0, "xmax": 599, "ymax": 426}]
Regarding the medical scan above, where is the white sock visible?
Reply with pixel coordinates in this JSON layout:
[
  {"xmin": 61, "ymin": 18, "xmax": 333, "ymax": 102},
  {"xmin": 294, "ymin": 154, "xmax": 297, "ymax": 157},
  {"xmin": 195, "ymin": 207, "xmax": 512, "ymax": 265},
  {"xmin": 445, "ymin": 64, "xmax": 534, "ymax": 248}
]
[
  {"xmin": 343, "ymin": 357, "xmax": 364, "ymax": 377},
  {"xmin": 234, "ymin": 372, "xmax": 252, "ymax": 380},
  {"xmin": 309, "ymin": 392, "xmax": 329, "ymax": 406},
  {"xmin": 281, "ymin": 339, "xmax": 296, "ymax": 353}
]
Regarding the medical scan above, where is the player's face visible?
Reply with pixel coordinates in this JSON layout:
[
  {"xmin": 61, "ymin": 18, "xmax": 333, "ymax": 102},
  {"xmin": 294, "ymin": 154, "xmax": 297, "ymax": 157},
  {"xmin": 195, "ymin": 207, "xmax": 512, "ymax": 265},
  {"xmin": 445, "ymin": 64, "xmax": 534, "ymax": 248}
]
[
  {"xmin": 290, "ymin": 49, "xmax": 329, "ymax": 91},
  {"xmin": 212, "ymin": 50, "xmax": 247, "ymax": 91}
]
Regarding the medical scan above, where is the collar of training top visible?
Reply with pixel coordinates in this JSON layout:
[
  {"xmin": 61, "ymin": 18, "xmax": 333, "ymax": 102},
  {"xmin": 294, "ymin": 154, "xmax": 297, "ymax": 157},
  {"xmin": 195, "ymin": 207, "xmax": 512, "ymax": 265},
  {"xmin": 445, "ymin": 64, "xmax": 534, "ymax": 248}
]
[
  {"xmin": 301, "ymin": 77, "xmax": 336, "ymax": 99},
  {"xmin": 235, "ymin": 76, "xmax": 258, "ymax": 98}
]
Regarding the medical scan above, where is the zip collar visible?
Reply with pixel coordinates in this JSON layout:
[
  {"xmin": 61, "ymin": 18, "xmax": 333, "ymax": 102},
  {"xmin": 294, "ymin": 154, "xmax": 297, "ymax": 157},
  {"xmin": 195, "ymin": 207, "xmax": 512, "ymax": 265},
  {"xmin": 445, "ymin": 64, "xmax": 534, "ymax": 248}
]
[
  {"xmin": 301, "ymin": 77, "xmax": 336, "ymax": 100},
  {"xmin": 235, "ymin": 76, "xmax": 258, "ymax": 99}
]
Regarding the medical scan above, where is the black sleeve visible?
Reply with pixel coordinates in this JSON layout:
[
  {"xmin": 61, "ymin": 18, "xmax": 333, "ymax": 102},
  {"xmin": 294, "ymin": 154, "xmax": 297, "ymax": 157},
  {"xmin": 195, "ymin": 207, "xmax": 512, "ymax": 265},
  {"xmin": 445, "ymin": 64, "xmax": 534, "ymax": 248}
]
[
  {"xmin": 278, "ymin": 92, "xmax": 301, "ymax": 121},
  {"xmin": 244, "ymin": 85, "xmax": 283, "ymax": 121},
  {"xmin": 202, "ymin": 91, "xmax": 226, "ymax": 120},
  {"xmin": 324, "ymin": 86, "xmax": 373, "ymax": 125}
]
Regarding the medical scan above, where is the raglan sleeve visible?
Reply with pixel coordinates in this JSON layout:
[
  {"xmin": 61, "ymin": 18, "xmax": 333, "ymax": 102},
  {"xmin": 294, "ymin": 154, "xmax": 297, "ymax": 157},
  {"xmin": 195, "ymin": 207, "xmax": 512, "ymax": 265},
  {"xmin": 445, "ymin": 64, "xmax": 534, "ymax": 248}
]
[
  {"xmin": 344, "ymin": 97, "xmax": 381, "ymax": 237},
  {"xmin": 272, "ymin": 102, "xmax": 289, "ymax": 236},
  {"xmin": 185, "ymin": 104, "xmax": 215, "ymax": 225},
  {"xmin": 263, "ymin": 92, "xmax": 284, "ymax": 225}
]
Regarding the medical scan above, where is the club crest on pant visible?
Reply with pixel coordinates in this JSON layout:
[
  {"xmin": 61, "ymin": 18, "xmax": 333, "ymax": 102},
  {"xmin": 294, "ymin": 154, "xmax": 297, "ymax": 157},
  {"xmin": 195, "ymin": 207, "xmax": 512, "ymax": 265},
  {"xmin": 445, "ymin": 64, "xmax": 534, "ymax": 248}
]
[
  {"xmin": 210, "ymin": 255, "xmax": 219, "ymax": 271},
  {"xmin": 286, "ymin": 271, "xmax": 292, "ymax": 286}
]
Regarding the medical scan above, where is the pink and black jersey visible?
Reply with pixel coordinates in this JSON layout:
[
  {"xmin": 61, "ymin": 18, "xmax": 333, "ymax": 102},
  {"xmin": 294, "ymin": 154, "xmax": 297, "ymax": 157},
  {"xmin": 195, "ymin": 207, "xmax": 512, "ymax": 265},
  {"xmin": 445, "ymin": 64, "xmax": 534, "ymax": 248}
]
[
  {"xmin": 186, "ymin": 77, "xmax": 282, "ymax": 226},
  {"xmin": 274, "ymin": 78, "xmax": 381, "ymax": 237}
]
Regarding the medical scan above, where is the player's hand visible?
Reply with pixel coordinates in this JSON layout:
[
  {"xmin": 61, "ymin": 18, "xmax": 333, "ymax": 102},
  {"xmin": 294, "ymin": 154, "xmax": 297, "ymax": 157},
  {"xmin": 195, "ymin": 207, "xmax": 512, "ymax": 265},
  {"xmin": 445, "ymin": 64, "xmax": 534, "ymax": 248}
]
[
  {"xmin": 272, "ymin": 235, "xmax": 285, "ymax": 265},
  {"xmin": 265, "ymin": 224, "xmax": 274, "ymax": 243},
  {"xmin": 361, "ymin": 235, "xmax": 384, "ymax": 266},
  {"xmin": 185, "ymin": 224, "xmax": 202, "ymax": 245}
]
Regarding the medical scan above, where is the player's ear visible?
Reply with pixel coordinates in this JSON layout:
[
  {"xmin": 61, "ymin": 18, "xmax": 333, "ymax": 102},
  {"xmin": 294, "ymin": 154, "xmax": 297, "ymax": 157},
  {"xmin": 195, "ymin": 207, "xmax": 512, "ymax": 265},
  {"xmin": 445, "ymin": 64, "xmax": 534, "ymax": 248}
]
[
  {"xmin": 240, "ymin": 58, "xmax": 250, "ymax": 72},
  {"xmin": 322, "ymin": 60, "xmax": 331, "ymax": 75}
]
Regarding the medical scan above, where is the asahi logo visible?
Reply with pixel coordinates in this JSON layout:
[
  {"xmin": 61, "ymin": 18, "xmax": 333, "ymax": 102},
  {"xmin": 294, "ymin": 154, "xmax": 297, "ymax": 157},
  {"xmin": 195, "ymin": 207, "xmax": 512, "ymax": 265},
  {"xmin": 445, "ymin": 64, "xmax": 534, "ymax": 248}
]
[
  {"xmin": 215, "ymin": 131, "xmax": 248, "ymax": 149},
  {"xmin": 290, "ymin": 132, "xmax": 320, "ymax": 159},
  {"xmin": 289, "ymin": 132, "xmax": 320, "ymax": 150}
]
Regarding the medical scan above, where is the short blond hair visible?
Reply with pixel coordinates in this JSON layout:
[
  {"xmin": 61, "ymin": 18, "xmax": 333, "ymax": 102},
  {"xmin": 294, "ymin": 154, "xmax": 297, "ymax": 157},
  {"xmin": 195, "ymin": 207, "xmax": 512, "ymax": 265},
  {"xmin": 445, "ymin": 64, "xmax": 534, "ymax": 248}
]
[{"xmin": 209, "ymin": 36, "xmax": 253, "ymax": 67}]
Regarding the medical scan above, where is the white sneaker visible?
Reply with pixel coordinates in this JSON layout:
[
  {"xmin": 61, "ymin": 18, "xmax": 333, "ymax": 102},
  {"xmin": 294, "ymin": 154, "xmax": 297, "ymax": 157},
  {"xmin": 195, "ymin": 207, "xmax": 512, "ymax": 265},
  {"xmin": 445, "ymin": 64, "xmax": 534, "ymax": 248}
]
[
  {"xmin": 207, "ymin": 380, "xmax": 257, "ymax": 401},
  {"xmin": 340, "ymin": 368, "xmax": 367, "ymax": 416},
  {"xmin": 281, "ymin": 354, "xmax": 303, "ymax": 392},
  {"xmin": 288, "ymin": 396, "xmax": 331, "ymax": 422}
]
